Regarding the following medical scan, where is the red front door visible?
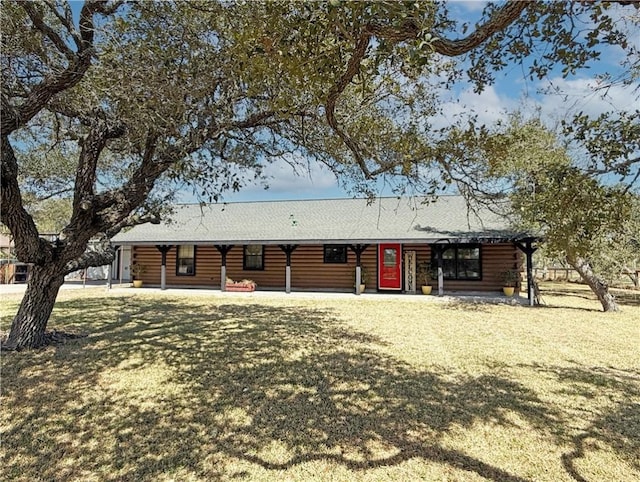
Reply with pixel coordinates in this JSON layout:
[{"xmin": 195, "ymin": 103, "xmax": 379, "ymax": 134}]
[{"xmin": 378, "ymin": 243, "xmax": 402, "ymax": 290}]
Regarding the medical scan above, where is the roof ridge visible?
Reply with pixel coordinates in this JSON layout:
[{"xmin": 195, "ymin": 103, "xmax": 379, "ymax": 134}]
[{"xmin": 174, "ymin": 194, "xmax": 464, "ymax": 207}]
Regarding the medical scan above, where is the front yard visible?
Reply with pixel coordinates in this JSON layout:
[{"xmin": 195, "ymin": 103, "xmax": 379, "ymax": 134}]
[{"xmin": 1, "ymin": 283, "xmax": 638, "ymax": 481}]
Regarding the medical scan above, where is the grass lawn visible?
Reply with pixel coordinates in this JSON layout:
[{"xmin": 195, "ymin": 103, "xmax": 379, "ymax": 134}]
[{"xmin": 1, "ymin": 282, "xmax": 639, "ymax": 481}]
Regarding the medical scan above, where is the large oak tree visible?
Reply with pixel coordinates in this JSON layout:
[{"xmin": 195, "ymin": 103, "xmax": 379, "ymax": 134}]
[
  {"xmin": 439, "ymin": 116, "xmax": 638, "ymax": 311},
  {"xmin": 2, "ymin": 0, "xmax": 636, "ymax": 349}
]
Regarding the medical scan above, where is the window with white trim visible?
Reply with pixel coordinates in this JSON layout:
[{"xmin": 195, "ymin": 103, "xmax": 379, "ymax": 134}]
[
  {"xmin": 176, "ymin": 245, "xmax": 196, "ymax": 276},
  {"xmin": 243, "ymin": 245, "xmax": 264, "ymax": 270}
]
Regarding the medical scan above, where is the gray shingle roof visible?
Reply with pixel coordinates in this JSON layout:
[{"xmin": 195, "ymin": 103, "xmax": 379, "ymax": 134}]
[{"xmin": 111, "ymin": 196, "xmax": 519, "ymax": 245}]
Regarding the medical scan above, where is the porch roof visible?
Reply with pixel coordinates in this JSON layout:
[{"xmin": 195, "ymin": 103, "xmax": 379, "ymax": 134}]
[{"xmin": 111, "ymin": 196, "xmax": 528, "ymax": 246}]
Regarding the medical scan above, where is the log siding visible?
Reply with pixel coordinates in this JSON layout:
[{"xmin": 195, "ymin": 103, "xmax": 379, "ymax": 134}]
[{"xmin": 132, "ymin": 242, "xmax": 522, "ymax": 293}]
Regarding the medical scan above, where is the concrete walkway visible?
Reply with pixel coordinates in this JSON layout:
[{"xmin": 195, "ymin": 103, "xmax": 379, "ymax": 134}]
[
  {"xmin": 1, "ymin": 280, "xmax": 527, "ymax": 305},
  {"xmin": 0, "ymin": 279, "xmax": 109, "ymax": 295}
]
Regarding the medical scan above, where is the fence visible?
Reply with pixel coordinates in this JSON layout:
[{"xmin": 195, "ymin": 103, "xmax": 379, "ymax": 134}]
[{"xmin": 533, "ymin": 267, "xmax": 580, "ymax": 282}]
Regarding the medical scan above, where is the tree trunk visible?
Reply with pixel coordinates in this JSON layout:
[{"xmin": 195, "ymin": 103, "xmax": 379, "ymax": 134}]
[
  {"xmin": 623, "ymin": 269, "xmax": 639, "ymax": 290},
  {"xmin": 2, "ymin": 265, "xmax": 65, "ymax": 350},
  {"xmin": 567, "ymin": 255, "xmax": 619, "ymax": 312}
]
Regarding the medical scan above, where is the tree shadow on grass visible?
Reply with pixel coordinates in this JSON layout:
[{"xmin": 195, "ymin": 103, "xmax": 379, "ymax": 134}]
[
  {"xmin": 2, "ymin": 295, "xmax": 629, "ymax": 481},
  {"xmin": 525, "ymin": 363, "xmax": 640, "ymax": 480},
  {"xmin": 560, "ymin": 403, "xmax": 640, "ymax": 481}
]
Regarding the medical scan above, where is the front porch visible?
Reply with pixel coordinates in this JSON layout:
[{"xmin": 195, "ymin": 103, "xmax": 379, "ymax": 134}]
[{"xmin": 104, "ymin": 282, "xmax": 529, "ymax": 305}]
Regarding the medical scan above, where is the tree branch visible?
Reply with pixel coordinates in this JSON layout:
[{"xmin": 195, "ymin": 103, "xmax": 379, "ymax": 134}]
[
  {"xmin": 22, "ymin": 2, "xmax": 76, "ymax": 60},
  {"xmin": 63, "ymin": 233, "xmax": 115, "ymax": 274},
  {"xmin": 43, "ymin": 0, "xmax": 83, "ymax": 48},
  {"xmin": 92, "ymin": 131, "xmax": 164, "ymax": 229},
  {"xmin": 324, "ymin": 1, "xmax": 531, "ymax": 180},
  {"xmin": 1, "ymin": 0, "xmax": 123, "ymax": 134},
  {"xmin": 92, "ymin": 106, "xmax": 286, "ymax": 233},
  {"xmin": 0, "ymin": 136, "xmax": 53, "ymax": 264},
  {"xmin": 363, "ymin": 2, "xmax": 531, "ymax": 54},
  {"xmin": 325, "ymin": 34, "xmax": 375, "ymax": 178},
  {"xmin": 586, "ymin": 156, "xmax": 640, "ymax": 176},
  {"xmin": 430, "ymin": 1, "xmax": 532, "ymax": 56},
  {"xmin": 63, "ymin": 208, "xmax": 161, "ymax": 274},
  {"xmin": 31, "ymin": 187, "xmax": 75, "ymax": 203},
  {"xmin": 73, "ymin": 116, "xmax": 126, "ymax": 213}
]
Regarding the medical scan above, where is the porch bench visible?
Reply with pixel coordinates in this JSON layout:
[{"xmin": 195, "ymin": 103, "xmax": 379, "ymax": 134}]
[
  {"xmin": 225, "ymin": 283, "xmax": 255, "ymax": 292},
  {"xmin": 224, "ymin": 278, "xmax": 256, "ymax": 292}
]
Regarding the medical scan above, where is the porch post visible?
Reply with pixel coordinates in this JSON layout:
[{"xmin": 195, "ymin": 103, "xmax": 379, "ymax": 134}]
[
  {"xmin": 349, "ymin": 244, "xmax": 369, "ymax": 295},
  {"xmin": 108, "ymin": 244, "xmax": 118, "ymax": 290},
  {"xmin": 156, "ymin": 245, "xmax": 173, "ymax": 290},
  {"xmin": 431, "ymin": 244, "xmax": 446, "ymax": 296},
  {"xmin": 215, "ymin": 245, "xmax": 234, "ymax": 291},
  {"xmin": 437, "ymin": 251, "xmax": 444, "ymax": 296},
  {"xmin": 118, "ymin": 246, "xmax": 123, "ymax": 285},
  {"xmin": 515, "ymin": 238, "xmax": 539, "ymax": 307},
  {"xmin": 106, "ymin": 263, "xmax": 112, "ymax": 290},
  {"xmin": 279, "ymin": 245, "xmax": 298, "ymax": 294}
]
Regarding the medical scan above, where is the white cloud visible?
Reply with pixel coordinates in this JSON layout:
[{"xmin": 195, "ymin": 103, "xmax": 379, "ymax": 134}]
[
  {"xmin": 432, "ymin": 84, "xmax": 518, "ymax": 129},
  {"xmin": 534, "ymin": 76, "xmax": 638, "ymax": 123},
  {"xmin": 260, "ymin": 157, "xmax": 339, "ymax": 192},
  {"xmin": 453, "ymin": 0, "xmax": 487, "ymax": 13},
  {"xmin": 428, "ymin": 73, "xmax": 636, "ymax": 134},
  {"xmin": 218, "ymin": 155, "xmax": 344, "ymax": 202}
]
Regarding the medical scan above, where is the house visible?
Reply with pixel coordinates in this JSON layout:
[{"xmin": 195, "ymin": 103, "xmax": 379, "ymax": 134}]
[
  {"xmin": 0, "ymin": 232, "xmax": 32, "ymax": 284},
  {"xmin": 0, "ymin": 232, "xmax": 112, "ymax": 284},
  {"xmin": 0, "ymin": 233, "xmax": 22, "ymax": 283},
  {"xmin": 111, "ymin": 196, "xmax": 539, "ymax": 300}
]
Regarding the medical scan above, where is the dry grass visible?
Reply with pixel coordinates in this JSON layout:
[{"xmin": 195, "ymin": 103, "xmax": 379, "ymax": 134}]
[{"xmin": 1, "ymin": 282, "xmax": 638, "ymax": 481}]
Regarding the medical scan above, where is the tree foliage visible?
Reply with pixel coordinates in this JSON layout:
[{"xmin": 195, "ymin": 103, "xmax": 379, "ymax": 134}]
[{"xmin": 444, "ymin": 115, "xmax": 639, "ymax": 311}]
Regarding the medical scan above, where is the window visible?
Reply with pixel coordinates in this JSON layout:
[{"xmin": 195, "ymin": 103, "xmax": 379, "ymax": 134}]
[
  {"xmin": 244, "ymin": 244, "xmax": 264, "ymax": 270},
  {"xmin": 457, "ymin": 246, "xmax": 481, "ymax": 279},
  {"xmin": 176, "ymin": 245, "xmax": 196, "ymax": 276},
  {"xmin": 432, "ymin": 244, "xmax": 481, "ymax": 280},
  {"xmin": 383, "ymin": 248, "xmax": 397, "ymax": 267},
  {"xmin": 323, "ymin": 245, "xmax": 347, "ymax": 263}
]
